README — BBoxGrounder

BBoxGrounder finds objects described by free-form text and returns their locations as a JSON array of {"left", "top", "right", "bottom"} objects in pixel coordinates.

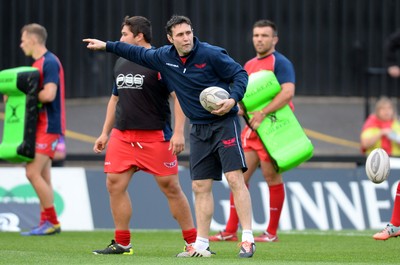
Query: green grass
[{"left": 0, "top": 230, "right": 398, "bottom": 264}]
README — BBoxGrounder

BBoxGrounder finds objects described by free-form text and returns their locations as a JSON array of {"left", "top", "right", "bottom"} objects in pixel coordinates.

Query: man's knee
[
  {"left": 106, "top": 175, "right": 127, "bottom": 194},
  {"left": 192, "top": 179, "right": 212, "bottom": 193},
  {"left": 225, "top": 170, "right": 245, "bottom": 190}
]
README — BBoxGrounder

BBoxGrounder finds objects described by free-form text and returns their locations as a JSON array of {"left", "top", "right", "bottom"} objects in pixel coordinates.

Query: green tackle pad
[
  {"left": 0, "top": 67, "right": 40, "bottom": 162},
  {"left": 241, "top": 70, "right": 314, "bottom": 173}
]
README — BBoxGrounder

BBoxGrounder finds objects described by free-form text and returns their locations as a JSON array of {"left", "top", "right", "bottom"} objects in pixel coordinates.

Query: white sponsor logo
[
  {"left": 36, "top": 143, "right": 48, "bottom": 150},
  {"left": 210, "top": 171, "right": 399, "bottom": 231},
  {"left": 164, "top": 160, "right": 177, "bottom": 168},
  {"left": 0, "top": 213, "right": 21, "bottom": 232},
  {"left": 166, "top": 63, "right": 179, "bottom": 68},
  {"left": 116, "top": 74, "right": 144, "bottom": 89},
  {"left": 0, "top": 168, "right": 94, "bottom": 231}
]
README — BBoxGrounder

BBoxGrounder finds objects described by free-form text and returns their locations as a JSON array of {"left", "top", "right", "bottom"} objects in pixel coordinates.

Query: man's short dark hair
[
  {"left": 165, "top": 15, "right": 192, "bottom": 36},
  {"left": 253, "top": 20, "right": 278, "bottom": 36},
  {"left": 122, "top": 16, "right": 152, "bottom": 43}
]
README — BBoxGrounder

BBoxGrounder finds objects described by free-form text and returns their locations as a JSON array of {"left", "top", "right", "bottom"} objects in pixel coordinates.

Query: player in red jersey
[
  {"left": 19, "top": 23, "right": 66, "bottom": 236},
  {"left": 91, "top": 16, "right": 197, "bottom": 255},
  {"left": 210, "top": 19, "right": 295, "bottom": 243}
]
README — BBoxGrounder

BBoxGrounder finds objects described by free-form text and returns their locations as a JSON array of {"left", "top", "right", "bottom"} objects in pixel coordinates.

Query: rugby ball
[
  {"left": 199, "top": 86, "right": 230, "bottom": 112},
  {"left": 365, "top": 148, "right": 390, "bottom": 184}
]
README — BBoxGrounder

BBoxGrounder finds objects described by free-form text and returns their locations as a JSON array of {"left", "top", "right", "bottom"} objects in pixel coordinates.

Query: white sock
[
  {"left": 193, "top": 237, "right": 209, "bottom": 251},
  {"left": 117, "top": 243, "right": 131, "bottom": 248},
  {"left": 242, "top": 230, "right": 254, "bottom": 243}
]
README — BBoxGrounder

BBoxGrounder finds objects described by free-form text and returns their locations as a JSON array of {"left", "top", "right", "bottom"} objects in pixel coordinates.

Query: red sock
[
  {"left": 115, "top": 230, "right": 131, "bottom": 246},
  {"left": 44, "top": 206, "right": 59, "bottom": 225},
  {"left": 182, "top": 228, "right": 197, "bottom": 244},
  {"left": 266, "top": 183, "right": 285, "bottom": 235},
  {"left": 225, "top": 192, "right": 239, "bottom": 233},
  {"left": 40, "top": 211, "right": 47, "bottom": 225},
  {"left": 390, "top": 182, "right": 400, "bottom": 226}
]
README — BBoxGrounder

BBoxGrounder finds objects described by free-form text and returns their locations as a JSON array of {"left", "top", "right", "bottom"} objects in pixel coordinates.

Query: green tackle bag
[
  {"left": 241, "top": 70, "right": 314, "bottom": 173},
  {"left": 0, "top": 66, "right": 40, "bottom": 162}
]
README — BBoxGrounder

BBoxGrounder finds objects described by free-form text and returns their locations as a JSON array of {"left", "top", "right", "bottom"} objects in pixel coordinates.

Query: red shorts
[
  {"left": 104, "top": 129, "right": 178, "bottom": 176},
  {"left": 241, "top": 126, "right": 271, "bottom": 162},
  {"left": 35, "top": 132, "right": 60, "bottom": 159}
]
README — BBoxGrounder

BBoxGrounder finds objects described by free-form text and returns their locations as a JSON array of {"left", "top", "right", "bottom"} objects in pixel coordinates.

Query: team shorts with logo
[
  {"left": 35, "top": 132, "right": 60, "bottom": 159},
  {"left": 104, "top": 129, "right": 178, "bottom": 176},
  {"left": 241, "top": 126, "right": 271, "bottom": 162},
  {"left": 190, "top": 115, "right": 247, "bottom": 181}
]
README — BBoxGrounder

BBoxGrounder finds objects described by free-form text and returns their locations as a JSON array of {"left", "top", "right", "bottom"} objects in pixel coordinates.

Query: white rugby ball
[
  {"left": 199, "top": 86, "right": 230, "bottom": 112},
  {"left": 365, "top": 148, "right": 390, "bottom": 184}
]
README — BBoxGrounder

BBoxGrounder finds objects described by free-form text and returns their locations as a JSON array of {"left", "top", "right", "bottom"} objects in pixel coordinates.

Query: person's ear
[
  {"left": 167, "top": 34, "right": 173, "bottom": 44},
  {"left": 136, "top": 32, "right": 144, "bottom": 40},
  {"left": 273, "top": 36, "right": 279, "bottom": 46}
]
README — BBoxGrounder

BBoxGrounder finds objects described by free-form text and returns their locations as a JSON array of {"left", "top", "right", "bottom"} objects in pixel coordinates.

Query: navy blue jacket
[{"left": 106, "top": 37, "right": 248, "bottom": 124}]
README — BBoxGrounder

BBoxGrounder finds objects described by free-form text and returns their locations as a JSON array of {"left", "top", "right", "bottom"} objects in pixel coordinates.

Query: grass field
[{"left": 0, "top": 230, "right": 398, "bottom": 265}]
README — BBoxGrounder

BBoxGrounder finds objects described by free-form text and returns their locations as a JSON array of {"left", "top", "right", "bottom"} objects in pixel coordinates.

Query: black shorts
[{"left": 189, "top": 115, "right": 247, "bottom": 181}]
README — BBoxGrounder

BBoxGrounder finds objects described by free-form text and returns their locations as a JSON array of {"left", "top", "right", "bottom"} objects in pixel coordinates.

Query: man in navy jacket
[{"left": 84, "top": 15, "right": 256, "bottom": 258}]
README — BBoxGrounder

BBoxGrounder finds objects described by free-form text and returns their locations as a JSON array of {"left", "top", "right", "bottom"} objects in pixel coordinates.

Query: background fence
[{"left": 1, "top": 0, "right": 400, "bottom": 98}]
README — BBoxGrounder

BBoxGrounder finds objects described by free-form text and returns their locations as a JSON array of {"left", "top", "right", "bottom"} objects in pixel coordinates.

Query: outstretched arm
[
  {"left": 83, "top": 38, "right": 106, "bottom": 50},
  {"left": 84, "top": 38, "right": 162, "bottom": 73}
]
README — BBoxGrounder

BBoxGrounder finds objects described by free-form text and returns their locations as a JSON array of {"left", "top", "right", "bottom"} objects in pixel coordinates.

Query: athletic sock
[
  {"left": 115, "top": 230, "right": 131, "bottom": 247},
  {"left": 182, "top": 228, "right": 197, "bottom": 244},
  {"left": 225, "top": 192, "right": 239, "bottom": 233},
  {"left": 193, "top": 237, "right": 209, "bottom": 251},
  {"left": 390, "top": 182, "right": 400, "bottom": 226},
  {"left": 241, "top": 229, "right": 254, "bottom": 243},
  {"left": 44, "top": 206, "right": 59, "bottom": 225},
  {"left": 266, "top": 183, "right": 285, "bottom": 235},
  {"left": 40, "top": 211, "right": 46, "bottom": 225}
]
